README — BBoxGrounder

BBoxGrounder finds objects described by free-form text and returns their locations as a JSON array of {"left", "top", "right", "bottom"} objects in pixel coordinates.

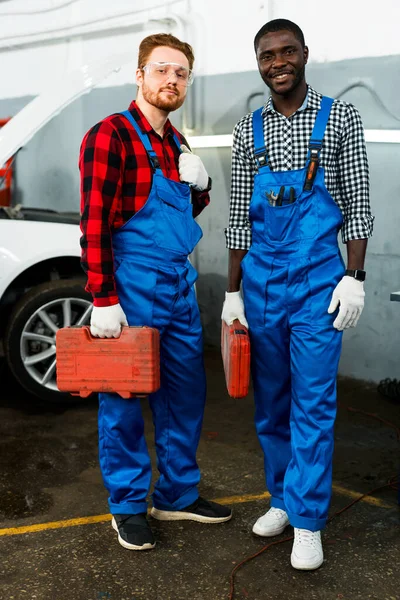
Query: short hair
[
  {"left": 138, "top": 33, "right": 195, "bottom": 71},
  {"left": 254, "top": 19, "right": 305, "bottom": 52}
]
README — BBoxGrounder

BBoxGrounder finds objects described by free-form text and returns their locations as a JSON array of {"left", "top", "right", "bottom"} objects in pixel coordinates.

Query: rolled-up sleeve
[
  {"left": 225, "top": 120, "right": 254, "bottom": 250},
  {"left": 338, "top": 104, "right": 374, "bottom": 242}
]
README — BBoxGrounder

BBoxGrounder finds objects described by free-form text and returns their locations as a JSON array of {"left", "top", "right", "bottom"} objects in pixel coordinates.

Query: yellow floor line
[
  {"left": 214, "top": 485, "right": 395, "bottom": 509},
  {"left": 0, "top": 485, "right": 394, "bottom": 538},
  {"left": 214, "top": 491, "right": 271, "bottom": 505},
  {"left": 0, "top": 514, "right": 112, "bottom": 537},
  {"left": 331, "top": 484, "right": 393, "bottom": 508}
]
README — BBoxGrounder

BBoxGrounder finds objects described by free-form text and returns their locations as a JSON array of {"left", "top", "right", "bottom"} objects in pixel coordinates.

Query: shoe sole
[
  {"left": 111, "top": 517, "right": 155, "bottom": 551},
  {"left": 150, "top": 507, "right": 232, "bottom": 524},
  {"left": 290, "top": 554, "right": 324, "bottom": 571},
  {"left": 252, "top": 521, "right": 289, "bottom": 537}
]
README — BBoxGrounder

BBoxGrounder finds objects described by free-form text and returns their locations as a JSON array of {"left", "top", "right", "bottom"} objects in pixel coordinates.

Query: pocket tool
[
  {"left": 266, "top": 185, "right": 286, "bottom": 207},
  {"left": 265, "top": 190, "right": 279, "bottom": 206},
  {"left": 276, "top": 186, "right": 285, "bottom": 206}
]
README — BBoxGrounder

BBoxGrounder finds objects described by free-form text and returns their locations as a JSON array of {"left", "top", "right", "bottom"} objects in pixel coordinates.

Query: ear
[
  {"left": 135, "top": 68, "right": 143, "bottom": 88},
  {"left": 304, "top": 45, "right": 309, "bottom": 65}
]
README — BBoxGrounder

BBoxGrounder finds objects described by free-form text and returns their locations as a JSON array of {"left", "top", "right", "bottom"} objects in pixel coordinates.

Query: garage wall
[
  {"left": 0, "top": 0, "right": 399, "bottom": 98},
  {"left": 1, "top": 53, "right": 399, "bottom": 383},
  {"left": 0, "top": 0, "right": 399, "bottom": 383}
]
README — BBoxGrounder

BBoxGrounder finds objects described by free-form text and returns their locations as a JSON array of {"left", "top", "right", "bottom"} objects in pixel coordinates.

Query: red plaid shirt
[{"left": 79, "top": 100, "right": 210, "bottom": 307}]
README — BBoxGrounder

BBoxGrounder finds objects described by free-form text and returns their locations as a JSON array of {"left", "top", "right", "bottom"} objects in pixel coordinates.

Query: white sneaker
[
  {"left": 252, "top": 507, "right": 290, "bottom": 537},
  {"left": 291, "top": 528, "right": 323, "bottom": 570}
]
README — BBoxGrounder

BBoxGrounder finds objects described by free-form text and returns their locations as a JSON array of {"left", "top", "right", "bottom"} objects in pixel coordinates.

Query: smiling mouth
[{"left": 272, "top": 72, "right": 292, "bottom": 80}]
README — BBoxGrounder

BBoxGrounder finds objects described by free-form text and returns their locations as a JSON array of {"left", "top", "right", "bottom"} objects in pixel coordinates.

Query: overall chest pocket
[
  {"left": 154, "top": 187, "right": 202, "bottom": 255},
  {"left": 264, "top": 191, "right": 319, "bottom": 243},
  {"left": 264, "top": 201, "right": 300, "bottom": 243}
]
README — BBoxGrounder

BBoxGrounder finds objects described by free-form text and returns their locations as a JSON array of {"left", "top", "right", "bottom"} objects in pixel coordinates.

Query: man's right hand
[
  {"left": 221, "top": 291, "right": 249, "bottom": 329},
  {"left": 90, "top": 303, "right": 128, "bottom": 338}
]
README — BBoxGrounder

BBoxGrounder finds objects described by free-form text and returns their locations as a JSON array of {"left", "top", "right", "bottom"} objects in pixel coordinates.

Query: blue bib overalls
[
  {"left": 242, "top": 98, "right": 345, "bottom": 531},
  {"left": 98, "top": 111, "right": 206, "bottom": 515}
]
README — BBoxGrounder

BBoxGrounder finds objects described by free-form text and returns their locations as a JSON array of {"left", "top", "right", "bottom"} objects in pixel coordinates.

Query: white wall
[
  {"left": 1, "top": 1, "right": 400, "bottom": 383},
  {"left": 1, "top": 0, "right": 400, "bottom": 99}
]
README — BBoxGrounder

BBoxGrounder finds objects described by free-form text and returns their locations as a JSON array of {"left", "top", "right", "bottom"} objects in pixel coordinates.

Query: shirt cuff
[
  {"left": 225, "top": 227, "right": 252, "bottom": 250},
  {"left": 341, "top": 215, "right": 374, "bottom": 243},
  {"left": 92, "top": 295, "right": 120, "bottom": 308}
]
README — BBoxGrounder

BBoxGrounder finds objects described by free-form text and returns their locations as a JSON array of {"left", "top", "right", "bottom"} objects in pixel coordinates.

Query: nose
[
  {"left": 165, "top": 69, "right": 179, "bottom": 83},
  {"left": 272, "top": 52, "right": 287, "bottom": 68}
]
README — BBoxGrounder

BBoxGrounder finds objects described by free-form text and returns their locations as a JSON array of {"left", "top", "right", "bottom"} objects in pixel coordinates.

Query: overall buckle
[
  {"left": 149, "top": 155, "right": 160, "bottom": 171},
  {"left": 254, "top": 146, "right": 269, "bottom": 169}
]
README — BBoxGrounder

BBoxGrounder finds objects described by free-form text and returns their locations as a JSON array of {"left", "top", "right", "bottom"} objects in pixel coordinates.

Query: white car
[
  {"left": 0, "top": 207, "right": 92, "bottom": 403},
  {"left": 0, "top": 54, "right": 135, "bottom": 403}
]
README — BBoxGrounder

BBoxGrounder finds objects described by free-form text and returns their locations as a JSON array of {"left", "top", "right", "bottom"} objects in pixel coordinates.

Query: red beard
[{"left": 142, "top": 82, "right": 185, "bottom": 112}]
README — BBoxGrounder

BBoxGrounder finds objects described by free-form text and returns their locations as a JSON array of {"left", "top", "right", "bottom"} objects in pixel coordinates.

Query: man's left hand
[
  {"left": 327, "top": 275, "right": 365, "bottom": 331},
  {"left": 179, "top": 144, "right": 209, "bottom": 191}
]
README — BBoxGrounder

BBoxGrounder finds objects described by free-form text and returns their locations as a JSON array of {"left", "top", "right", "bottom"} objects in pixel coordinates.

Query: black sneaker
[
  {"left": 112, "top": 514, "right": 155, "bottom": 550},
  {"left": 150, "top": 497, "right": 232, "bottom": 523}
]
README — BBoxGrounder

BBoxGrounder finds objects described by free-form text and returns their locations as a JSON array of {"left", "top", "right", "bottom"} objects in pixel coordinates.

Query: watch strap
[{"left": 345, "top": 269, "right": 366, "bottom": 282}]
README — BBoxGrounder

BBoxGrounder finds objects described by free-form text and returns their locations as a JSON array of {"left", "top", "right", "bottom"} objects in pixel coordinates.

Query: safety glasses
[{"left": 142, "top": 62, "right": 194, "bottom": 87}]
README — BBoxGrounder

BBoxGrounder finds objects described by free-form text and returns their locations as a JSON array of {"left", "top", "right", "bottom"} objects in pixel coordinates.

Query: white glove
[
  {"left": 221, "top": 291, "right": 249, "bottom": 329},
  {"left": 90, "top": 303, "right": 128, "bottom": 338},
  {"left": 327, "top": 276, "right": 365, "bottom": 331},
  {"left": 179, "top": 144, "right": 209, "bottom": 191}
]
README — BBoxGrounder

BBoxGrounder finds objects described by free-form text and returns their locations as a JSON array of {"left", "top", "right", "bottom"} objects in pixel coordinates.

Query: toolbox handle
[
  {"left": 76, "top": 325, "right": 140, "bottom": 340},
  {"left": 231, "top": 319, "right": 249, "bottom": 336},
  {"left": 78, "top": 325, "right": 126, "bottom": 341}
]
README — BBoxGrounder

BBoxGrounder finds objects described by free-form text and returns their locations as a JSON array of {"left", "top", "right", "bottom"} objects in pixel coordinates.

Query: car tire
[{"left": 4, "top": 279, "right": 93, "bottom": 404}]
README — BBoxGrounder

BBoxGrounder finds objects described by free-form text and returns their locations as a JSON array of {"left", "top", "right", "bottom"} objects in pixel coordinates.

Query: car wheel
[{"left": 4, "top": 279, "right": 93, "bottom": 404}]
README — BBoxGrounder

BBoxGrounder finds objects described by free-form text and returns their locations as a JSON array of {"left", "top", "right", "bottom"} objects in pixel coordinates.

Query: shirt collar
[
  {"left": 262, "top": 85, "right": 322, "bottom": 116},
  {"left": 128, "top": 100, "right": 174, "bottom": 138}
]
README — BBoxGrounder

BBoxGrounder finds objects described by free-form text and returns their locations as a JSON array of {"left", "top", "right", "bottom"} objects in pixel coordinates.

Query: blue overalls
[
  {"left": 98, "top": 111, "right": 206, "bottom": 515},
  {"left": 242, "top": 97, "right": 345, "bottom": 531}
]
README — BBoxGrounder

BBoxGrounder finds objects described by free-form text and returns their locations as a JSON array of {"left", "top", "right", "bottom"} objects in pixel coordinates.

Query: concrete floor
[{"left": 0, "top": 349, "right": 399, "bottom": 600}]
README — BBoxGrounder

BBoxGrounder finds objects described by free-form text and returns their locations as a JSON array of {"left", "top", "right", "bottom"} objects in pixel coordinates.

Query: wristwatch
[{"left": 345, "top": 269, "right": 366, "bottom": 282}]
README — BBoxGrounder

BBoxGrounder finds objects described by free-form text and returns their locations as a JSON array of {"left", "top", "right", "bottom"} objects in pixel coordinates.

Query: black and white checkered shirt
[{"left": 225, "top": 86, "right": 374, "bottom": 249}]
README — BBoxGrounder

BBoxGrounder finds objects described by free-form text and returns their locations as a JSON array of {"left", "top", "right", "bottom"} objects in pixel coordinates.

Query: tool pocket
[
  {"left": 264, "top": 190, "right": 319, "bottom": 243},
  {"left": 154, "top": 187, "right": 202, "bottom": 255},
  {"left": 264, "top": 201, "right": 300, "bottom": 243}
]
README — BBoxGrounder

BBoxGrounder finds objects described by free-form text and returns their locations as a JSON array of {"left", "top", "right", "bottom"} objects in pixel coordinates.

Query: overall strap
[
  {"left": 252, "top": 107, "right": 269, "bottom": 169},
  {"left": 304, "top": 96, "right": 334, "bottom": 191},
  {"left": 121, "top": 110, "right": 161, "bottom": 171}
]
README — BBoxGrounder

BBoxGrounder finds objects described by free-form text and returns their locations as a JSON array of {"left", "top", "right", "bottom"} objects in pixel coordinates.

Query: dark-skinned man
[{"left": 222, "top": 19, "right": 373, "bottom": 570}]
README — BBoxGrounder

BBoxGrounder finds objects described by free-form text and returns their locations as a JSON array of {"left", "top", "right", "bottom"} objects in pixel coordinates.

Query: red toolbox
[
  {"left": 221, "top": 320, "right": 251, "bottom": 398},
  {"left": 56, "top": 326, "right": 160, "bottom": 398}
]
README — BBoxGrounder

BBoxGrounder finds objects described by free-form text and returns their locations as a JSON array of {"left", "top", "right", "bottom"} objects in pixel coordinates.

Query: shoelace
[
  {"left": 295, "top": 528, "right": 321, "bottom": 548},
  {"left": 269, "top": 507, "right": 286, "bottom": 518}
]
